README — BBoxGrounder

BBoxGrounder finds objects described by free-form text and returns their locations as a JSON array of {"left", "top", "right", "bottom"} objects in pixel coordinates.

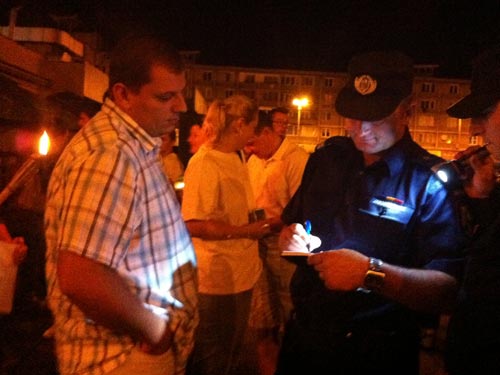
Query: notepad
[{"left": 280, "top": 250, "right": 311, "bottom": 257}]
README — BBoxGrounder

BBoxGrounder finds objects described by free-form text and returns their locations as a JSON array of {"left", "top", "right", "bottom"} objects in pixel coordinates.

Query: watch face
[{"left": 364, "top": 270, "right": 385, "bottom": 291}]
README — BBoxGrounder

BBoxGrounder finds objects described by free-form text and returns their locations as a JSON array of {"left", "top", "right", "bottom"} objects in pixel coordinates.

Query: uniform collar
[{"left": 369, "top": 128, "right": 413, "bottom": 176}]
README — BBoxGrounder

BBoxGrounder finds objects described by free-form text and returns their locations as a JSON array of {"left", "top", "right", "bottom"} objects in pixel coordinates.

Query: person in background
[
  {"left": 246, "top": 111, "right": 309, "bottom": 375},
  {"left": 44, "top": 34, "right": 198, "bottom": 375},
  {"left": 187, "top": 123, "right": 206, "bottom": 155},
  {"left": 276, "top": 51, "right": 464, "bottom": 375},
  {"left": 270, "top": 107, "right": 290, "bottom": 139},
  {"left": 182, "top": 95, "right": 272, "bottom": 375},
  {"left": 161, "top": 130, "right": 184, "bottom": 184},
  {"left": 444, "top": 45, "right": 500, "bottom": 375},
  {"left": 1, "top": 119, "right": 75, "bottom": 311},
  {"left": 77, "top": 98, "right": 101, "bottom": 128},
  {"left": 0, "top": 220, "right": 28, "bottom": 370}
]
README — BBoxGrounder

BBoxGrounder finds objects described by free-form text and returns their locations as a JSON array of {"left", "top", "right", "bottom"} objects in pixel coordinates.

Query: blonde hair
[{"left": 203, "top": 95, "right": 258, "bottom": 145}]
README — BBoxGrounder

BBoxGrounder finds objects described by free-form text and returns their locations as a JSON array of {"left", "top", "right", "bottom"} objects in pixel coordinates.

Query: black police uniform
[
  {"left": 277, "top": 130, "right": 464, "bottom": 375},
  {"left": 445, "top": 184, "right": 500, "bottom": 375}
]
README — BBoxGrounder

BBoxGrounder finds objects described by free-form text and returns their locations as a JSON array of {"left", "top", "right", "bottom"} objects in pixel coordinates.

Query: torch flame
[{"left": 39, "top": 131, "right": 50, "bottom": 156}]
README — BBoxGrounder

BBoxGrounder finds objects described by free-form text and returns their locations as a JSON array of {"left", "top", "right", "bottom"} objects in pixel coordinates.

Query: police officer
[
  {"left": 444, "top": 46, "right": 500, "bottom": 375},
  {"left": 277, "top": 51, "right": 465, "bottom": 375}
]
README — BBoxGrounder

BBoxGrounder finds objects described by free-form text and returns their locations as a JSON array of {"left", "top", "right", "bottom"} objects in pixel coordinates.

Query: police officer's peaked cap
[{"left": 335, "top": 51, "right": 414, "bottom": 122}]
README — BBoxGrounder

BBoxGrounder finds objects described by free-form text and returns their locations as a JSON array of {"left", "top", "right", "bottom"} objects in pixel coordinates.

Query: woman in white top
[{"left": 182, "top": 95, "right": 272, "bottom": 375}]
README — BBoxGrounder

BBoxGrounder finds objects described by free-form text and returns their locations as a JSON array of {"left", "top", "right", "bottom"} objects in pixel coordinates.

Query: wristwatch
[{"left": 363, "top": 257, "right": 385, "bottom": 292}]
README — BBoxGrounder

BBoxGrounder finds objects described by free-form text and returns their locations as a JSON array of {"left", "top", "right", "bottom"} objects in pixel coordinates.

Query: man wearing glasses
[{"left": 271, "top": 107, "right": 290, "bottom": 138}]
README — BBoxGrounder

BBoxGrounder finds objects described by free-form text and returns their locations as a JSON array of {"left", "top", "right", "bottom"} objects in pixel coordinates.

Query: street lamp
[{"left": 292, "top": 97, "right": 309, "bottom": 129}]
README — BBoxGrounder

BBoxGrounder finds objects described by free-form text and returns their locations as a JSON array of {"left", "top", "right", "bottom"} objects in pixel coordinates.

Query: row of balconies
[
  {"left": 189, "top": 67, "right": 469, "bottom": 93},
  {"left": 192, "top": 83, "right": 465, "bottom": 117}
]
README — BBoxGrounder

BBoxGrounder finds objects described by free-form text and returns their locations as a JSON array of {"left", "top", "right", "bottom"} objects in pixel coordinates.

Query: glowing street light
[{"left": 292, "top": 97, "right": 309, "bottom": 128}]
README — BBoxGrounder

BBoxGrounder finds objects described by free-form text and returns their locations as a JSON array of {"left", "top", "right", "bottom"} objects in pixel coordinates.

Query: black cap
[
  {"left": 447, "top": 46, "right": 500, "bottom": 119},
  {"left": 335, "top": 51, "right": 414, "bottom": 121}
]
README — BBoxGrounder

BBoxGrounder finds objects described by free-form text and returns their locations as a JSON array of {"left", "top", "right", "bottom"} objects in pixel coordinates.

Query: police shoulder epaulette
[{"left": 412, "top": 152, "right": 444, "bottom": 171}]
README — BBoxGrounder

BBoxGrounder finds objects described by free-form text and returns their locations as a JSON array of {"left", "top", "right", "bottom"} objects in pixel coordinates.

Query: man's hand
[
  {"left": 307, "top": 249, "right": 369, "bottom": 291},
  {"left": 57, "top": 251, "right": 175, "bottom": 355},
  {"left": 245, "top": 219, "right": 274, "bottom": 239},
  {"left": 0, "top": 223, "right": 27, "bottom": 265},
  {"left": 139, "top": 320, "right": 174, "bottom": 355},
  {"left": 279, "top": 223, "right": 321, "bottom": 253},
  {"left": 11, "top": 237, "right": 28, "bottom": 266}
]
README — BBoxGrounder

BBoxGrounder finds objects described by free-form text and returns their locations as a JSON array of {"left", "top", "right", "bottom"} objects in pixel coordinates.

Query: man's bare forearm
[{"left": 57, "top": 250, "right": 170, "bottom": 348}]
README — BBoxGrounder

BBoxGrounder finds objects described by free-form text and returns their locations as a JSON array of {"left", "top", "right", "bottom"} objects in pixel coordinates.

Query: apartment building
[
  {"left": 0, "top": 19, "right": 474, "bottom": 160},
  {"left": 0, "top": 23, "right": 109, "bottom": 188},
  {"left": 185, "top": 62, "right": 474, "bottom": 159},
  {"left": 0, "top": 23, "right": 108, "bottom": 129}
]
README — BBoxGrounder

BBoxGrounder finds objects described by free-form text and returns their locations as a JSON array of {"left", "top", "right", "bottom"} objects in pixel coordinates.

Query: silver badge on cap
[{"left": 354, "top": 75, "right": 377, "bottom": 95}]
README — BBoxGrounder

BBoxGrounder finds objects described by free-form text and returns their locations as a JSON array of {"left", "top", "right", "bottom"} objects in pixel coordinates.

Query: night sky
[{"left": 2, "top": 0, "right": 499, "bottom": 78}]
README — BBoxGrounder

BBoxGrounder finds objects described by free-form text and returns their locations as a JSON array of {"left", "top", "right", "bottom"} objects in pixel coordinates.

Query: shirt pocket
[
  {"left": 359, "top": 196, "right": 414, "bottom": 225},
  {"left": 354, "top": 196, "right": 416, "bottom": 262}
]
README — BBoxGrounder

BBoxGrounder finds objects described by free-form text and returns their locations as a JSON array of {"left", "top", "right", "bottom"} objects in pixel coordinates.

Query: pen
[
  {"left": 304, "top": 220, "right": 311, "bottom": 234},
  {"left": 304, "top": 220, "right": 311, "bottom": 252}
]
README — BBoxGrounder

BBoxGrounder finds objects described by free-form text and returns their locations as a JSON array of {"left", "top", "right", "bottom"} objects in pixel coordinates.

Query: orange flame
[{"left": 38, "top": 131, "right": 50, "bottom": 156}]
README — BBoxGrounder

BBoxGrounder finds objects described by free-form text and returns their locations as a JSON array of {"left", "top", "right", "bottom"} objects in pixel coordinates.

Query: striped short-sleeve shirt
[{"left": 45, "top": 99, "right": 198, "bottom": 375}]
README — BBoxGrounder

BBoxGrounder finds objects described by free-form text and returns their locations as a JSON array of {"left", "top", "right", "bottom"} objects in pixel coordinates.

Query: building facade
[
  {"left": 0, "top": 24, "right": 108, "bottom": 129},
  {"left": 0, "top": 20, "right": 475, "bottom": 160},
  {"left": 185, "top": 62, "right": 474, "bottom": 159}
]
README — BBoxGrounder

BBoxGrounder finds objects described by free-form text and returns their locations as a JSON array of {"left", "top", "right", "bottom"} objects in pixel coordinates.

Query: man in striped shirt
[{"left": 44, "top": 34, "right": 198, "bottom": 375}]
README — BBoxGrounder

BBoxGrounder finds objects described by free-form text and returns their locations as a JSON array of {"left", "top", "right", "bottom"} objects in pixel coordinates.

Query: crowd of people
[{"left": 1, "top": 32, "right": 499, "bottom": 375}]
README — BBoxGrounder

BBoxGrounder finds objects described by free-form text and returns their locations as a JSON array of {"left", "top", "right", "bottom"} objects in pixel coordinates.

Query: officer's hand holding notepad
[{"left": 280, "top": 221, "right": 322, "bottom": 257}]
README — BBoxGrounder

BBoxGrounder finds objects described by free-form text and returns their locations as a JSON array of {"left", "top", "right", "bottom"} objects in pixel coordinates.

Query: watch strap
[{"left": 360, "top": 257, "right": 385, "bottom": 293}]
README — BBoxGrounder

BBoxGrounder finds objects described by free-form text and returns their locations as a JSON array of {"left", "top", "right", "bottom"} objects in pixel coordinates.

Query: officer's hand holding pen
[
  {"left": 304, "top": 220, "right": 312, "bottom": 251},
  {"left": 279, "top": 222, "right": 321, "bottom": 253}
]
